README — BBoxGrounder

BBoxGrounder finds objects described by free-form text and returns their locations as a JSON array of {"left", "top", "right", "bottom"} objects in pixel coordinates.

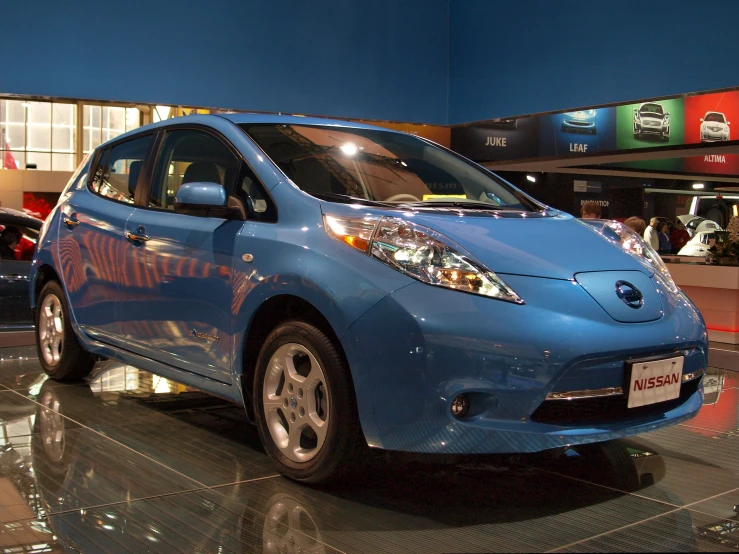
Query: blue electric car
[{"left": 30, "top": 114, "right": 707, "bottom": 483}]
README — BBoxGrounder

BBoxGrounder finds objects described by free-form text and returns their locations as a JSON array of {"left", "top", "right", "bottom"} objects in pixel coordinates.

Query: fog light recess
[{"left": 451, "top": 394, "right": 470, "bottom": 418}]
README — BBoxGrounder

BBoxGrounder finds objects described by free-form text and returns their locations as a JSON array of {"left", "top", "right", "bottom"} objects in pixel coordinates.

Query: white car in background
[
  {"left": 700, "top": 112, "right": 730, "bottom": 142},
  {"left": 676, "top": 215, "right": 723, "bottom": 257},
  {"left": 633, "top": 103, "right": 670, "bottom": 141}
]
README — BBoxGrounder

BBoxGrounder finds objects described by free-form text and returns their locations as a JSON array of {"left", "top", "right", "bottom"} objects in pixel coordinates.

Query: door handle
[
  {"left": 62, "top": 214, "right": 79, "bottom": 228},
  {"left": 125, "top": 231, "right": 150, "bottom": 243}
]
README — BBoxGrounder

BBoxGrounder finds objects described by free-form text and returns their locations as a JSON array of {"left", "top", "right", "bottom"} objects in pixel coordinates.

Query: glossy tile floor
[{"left": 0, "top": 347, "right": 737, "bottom": 553}]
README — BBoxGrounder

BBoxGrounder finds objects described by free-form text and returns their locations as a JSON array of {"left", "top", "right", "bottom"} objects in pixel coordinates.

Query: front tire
[
  {"left": 254, "top": 320, "right": 366, "bottom": 484},
  {"left": 35, "top": 281, "right": 94, "bottom": 382}
]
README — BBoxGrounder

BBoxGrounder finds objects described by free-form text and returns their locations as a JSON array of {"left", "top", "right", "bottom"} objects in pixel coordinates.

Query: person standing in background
[
  {"left": 670, "top": 220, "right": 690, "bottom": 253},
  {"left": 658, "top": 221, "right": 672, "bottom": 254},
  {"left": 580, "top": 202, "right": 602, "bottom": 219},
  {"left": 624, "top": 216, "right": 646, "bottom": 236},
  {"left": 644, "top": 217, "right": 660, "bottom": 251},
  {"left": 0, "top": 226, "right": 21, "bottom": 260}
]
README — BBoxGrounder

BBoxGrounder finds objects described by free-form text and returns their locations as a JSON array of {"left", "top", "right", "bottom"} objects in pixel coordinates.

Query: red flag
[
  {"left": 2, "top": 131, "right": 18, "bottom": 169},
  {"left": 3, "top": 150, "right": 17, "bottom": 169}
]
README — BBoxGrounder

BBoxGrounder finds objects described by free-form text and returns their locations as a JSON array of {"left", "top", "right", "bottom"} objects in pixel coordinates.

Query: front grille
[
  {"left": 530, "top": 378, "right": 700, "bottom": 426},
  {"left": 567, "top": 121, "right": 592, "bottom": 127}
]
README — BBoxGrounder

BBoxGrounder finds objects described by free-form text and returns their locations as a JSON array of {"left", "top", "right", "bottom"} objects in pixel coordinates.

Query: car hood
[
  {"left": 703, "top": 121, "right": 726, "bottom": 128},
  {"left": 407, "top": 212, "right": 649, "bottom": 280}
]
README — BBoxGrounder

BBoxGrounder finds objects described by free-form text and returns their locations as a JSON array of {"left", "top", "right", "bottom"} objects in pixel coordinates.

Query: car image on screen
[
  {"left": 561, "top": 109, "right": 597, "bottom": 134},
  {"left": 700, "top": 111, "right": 730, "bottom": 142},
  {"left": 29, "top": 114, "right": 707, "bottom": 484},
  {"left": 633, "top": 102, "right": 671, "bottom": 141}
]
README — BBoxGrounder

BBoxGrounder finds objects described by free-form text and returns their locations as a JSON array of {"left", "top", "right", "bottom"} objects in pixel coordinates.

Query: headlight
[
  {"left": 581, "top": 219, "right": 679, "bottom": 293},
  {"left": 323, "top": 214, "right": 524, "bottom": 303}
]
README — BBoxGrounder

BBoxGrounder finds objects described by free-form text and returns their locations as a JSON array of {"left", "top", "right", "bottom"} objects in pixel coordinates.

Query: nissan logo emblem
[{"left": 615, "top": 281, "right": 644, "bottom": 309}]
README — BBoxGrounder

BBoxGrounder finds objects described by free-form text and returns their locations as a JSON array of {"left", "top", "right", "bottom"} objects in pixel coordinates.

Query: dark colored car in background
[{"left": 0, "top": 208, "right": 42, "bottom": 330}]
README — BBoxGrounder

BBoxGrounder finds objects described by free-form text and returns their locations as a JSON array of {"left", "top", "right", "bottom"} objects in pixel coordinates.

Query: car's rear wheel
[
  {"left": 254, "top": 320, "right": 366, "bottom": 484},
  {"left": 35, "top": 281, "right": 94, "bottom": 382}
]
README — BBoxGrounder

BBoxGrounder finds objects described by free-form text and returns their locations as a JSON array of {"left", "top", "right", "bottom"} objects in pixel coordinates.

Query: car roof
[
  {"left": 220, "top": 113, "right": 397, "bottom": 132},
  {"left": 0, "top": 207, "right": 43, "bottom": 229},
  {"left": 98, "top": 113, "right": 403, "bottom": 150}
]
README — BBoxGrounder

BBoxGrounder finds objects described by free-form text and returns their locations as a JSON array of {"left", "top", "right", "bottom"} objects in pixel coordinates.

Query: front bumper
[
  {"left": 701, "top": 129, "right": 728, "bottom": 142},
  {"left": 341, "top": 274, "right": 707, "bottom": 454},
  {"left": 637, "top": 123, "right": 668, "bottom": 135},
  {"left": 562, "top": 120, "right": 596, "bottom": 133}
]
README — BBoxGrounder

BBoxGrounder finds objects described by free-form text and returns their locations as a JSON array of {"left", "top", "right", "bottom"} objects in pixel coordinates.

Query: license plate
[{"left": 627, "top": 356, "right": 684, "bottom": 409}]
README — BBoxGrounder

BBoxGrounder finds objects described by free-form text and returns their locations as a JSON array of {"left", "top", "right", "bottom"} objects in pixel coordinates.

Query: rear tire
[
  {"left": 253, "top": 320, "right": 366, "bottom": 484},
  {"left": 35, "top": 281, "right": 94, "bottom": 382}
]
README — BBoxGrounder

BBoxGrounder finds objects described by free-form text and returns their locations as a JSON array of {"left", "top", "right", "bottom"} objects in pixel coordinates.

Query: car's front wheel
[
  {"left": 35, "top": 281, "right": 94, "bottom": 382},
  {"left": 254, "top": 320, "right": 366, "bottom": 484}
]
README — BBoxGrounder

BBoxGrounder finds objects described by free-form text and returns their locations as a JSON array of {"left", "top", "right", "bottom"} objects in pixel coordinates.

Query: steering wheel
[{"left": 384, "top": 193, "right": 421, "bottom": 203}]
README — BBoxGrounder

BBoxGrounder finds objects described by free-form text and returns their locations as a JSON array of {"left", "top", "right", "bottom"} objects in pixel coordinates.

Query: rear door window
[{"left": 90, "top": 135, "right": 154, "bottom": 204}]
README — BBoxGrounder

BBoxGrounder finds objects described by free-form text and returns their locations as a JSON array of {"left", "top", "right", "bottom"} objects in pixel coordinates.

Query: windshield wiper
[
  {"left": 313, "top": 193, "right": 393, "bottom": 207},
  {"left": 398, "top": 200, "right": 510, "bottom": 211}
]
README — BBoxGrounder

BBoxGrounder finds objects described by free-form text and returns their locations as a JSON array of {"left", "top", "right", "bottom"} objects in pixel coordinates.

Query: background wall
[
  {"left": 449, "top": 0, "right": 739, "bottom": 124},
  {"left": 0, "top": 172, "right": 72, "bottom": 211},
  {"left": 0, "top": 0, "right": 450, "bottom": 124},
  {"left": 4, "top": 1, "right": 739, "bottom": 127}
]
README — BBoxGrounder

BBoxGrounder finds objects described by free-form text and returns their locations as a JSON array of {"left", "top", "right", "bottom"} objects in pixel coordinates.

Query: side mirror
[
  {"left": 665, "top": 112, "right": 670, "bottom": 116},
  {"left": 174, "top": 182, "right": 243, "bottom": 219},
  {"left": 700, "top": 118, "right": 704, "bottom": 122}
]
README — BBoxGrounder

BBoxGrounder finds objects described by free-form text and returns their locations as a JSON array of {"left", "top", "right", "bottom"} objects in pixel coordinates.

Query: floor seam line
[
  {"left": 3, "top": 387, "right": 213, "bottom": 490},
  {"left": 547, "top": 485, "right": 739, "bottom": 552},
  {"left": 527, "top": 466, "right": 685, "bottom": 509},
  {"left": 37, "top": 486, "right": 213, "bottom": 519},
  {"left": 207, "top": 474, "right": 282, "bottom": 488},
  {"left": 546, "top": 506, "right": 685, "bottom": 552}
]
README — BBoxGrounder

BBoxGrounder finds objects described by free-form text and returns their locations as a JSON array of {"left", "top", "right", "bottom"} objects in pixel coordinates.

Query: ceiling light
[
  {"left": 692, "top": 183, "right": 705, "bottom": 190},
  {"left": 340, "top": 143, "right": 358, "bottom": 156},
  {"left": 526, "top": 175, "right": 537, "bottom": 183}
]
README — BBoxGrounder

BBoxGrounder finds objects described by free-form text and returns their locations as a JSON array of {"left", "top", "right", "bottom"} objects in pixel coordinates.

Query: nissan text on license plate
[{"left": 627, "top": 356, "right": 684, "bottom": 409}]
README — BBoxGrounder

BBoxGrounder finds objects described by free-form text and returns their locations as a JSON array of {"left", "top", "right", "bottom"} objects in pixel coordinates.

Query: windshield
[
  {"left": 704, "top": 113, "right": 725, "bottom": 123},
  {"left": 240, "top": 124, "right": 541, "bottom": 211},
  {"left": 640, "top": 104, "right": 664, "bottom": 116}
]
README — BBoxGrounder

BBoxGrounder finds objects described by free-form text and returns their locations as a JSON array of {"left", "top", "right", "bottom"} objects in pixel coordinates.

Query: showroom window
[
  {"left": 82, "top": 105, "right": 140, "bottom": 155},
  {"left": 0, "top": 100, "right": 77, "bottom": 171}
]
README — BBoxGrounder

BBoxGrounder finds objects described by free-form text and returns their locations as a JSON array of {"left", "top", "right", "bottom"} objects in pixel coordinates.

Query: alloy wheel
[
  {"left": 263, "top": 343, "right": 330, "bottom": 463},
  {"left": 39, "top": 294, "right": 64, "bottom": 367},
  {"left": 38, "top": 391, "right": 65, "bottom": 463}
]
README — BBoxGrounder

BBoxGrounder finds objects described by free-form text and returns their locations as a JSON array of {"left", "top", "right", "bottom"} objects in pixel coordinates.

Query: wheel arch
[
  {"left": 32, "top": 264, "right": 62, "bottom": 310},
  {"left": 239, "top": 293, "right": 354, "bottom": 421}
]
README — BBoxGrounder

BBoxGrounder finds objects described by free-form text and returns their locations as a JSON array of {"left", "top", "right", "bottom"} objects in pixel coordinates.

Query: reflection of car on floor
[
  {"left": 29, "top": 376, "right": 699, "bottom": 552},
  {"left": 700, "top": 112, "right": 730, "bottom": 142},
  {"left": 633, "top": 102, "right": 670, "bottom": 141},
  {"left": 0, "top": 208, "right": 42, "bottom": 330},
  {"left": 561, "top": 110, "right": 597, "bottom": 134},
  {"left": 30, "top": 114, "right": 707, "bottom": 484}
]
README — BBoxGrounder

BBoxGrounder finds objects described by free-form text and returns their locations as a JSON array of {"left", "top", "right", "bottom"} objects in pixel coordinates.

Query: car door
[
  {"left": 0, "top": 217, "right": 42, "bottom": 328},
  {"left": 58, "top": 134, "right": 155, "bottom": 343},
  {"left": 120, "top": 127, "right": 250, "bottom": 381}
]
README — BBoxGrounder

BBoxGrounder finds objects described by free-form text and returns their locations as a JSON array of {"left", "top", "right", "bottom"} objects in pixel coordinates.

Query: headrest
[{"left": 183, "top": 162, "right": 221, "bottom": 185}]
